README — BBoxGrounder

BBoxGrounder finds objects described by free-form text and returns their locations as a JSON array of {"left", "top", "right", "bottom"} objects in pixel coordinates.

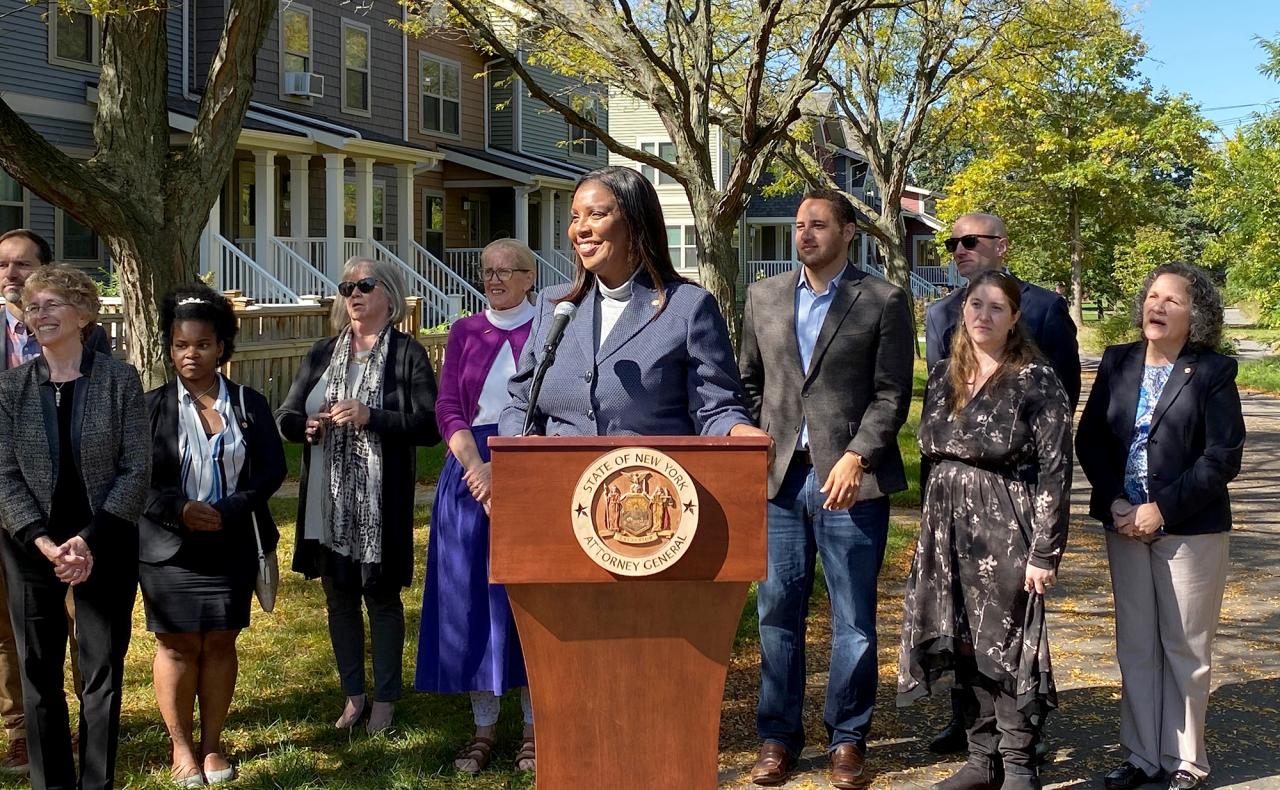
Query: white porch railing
[
  {"left": 532, "top": 250, "right": 572, "bottom": 288},
  {"left": 551, "top": 249, "right": 575, "bottom": 279},
  {"left": 368, "top": 239, "right": 453, "bottom": 327},
  {"left": 277, "top": 237, "right": 327, "bottom": 273},
  {"left": 915, "top": 264, "right": 959, "bottom": 286},
  {"left": 214, "top": 235, "right": 299, "bottom": 304},
  {"left": 408, "top": 241, "right": 486, "bottom": 317},
  {"left": 269, "top": 238, "right": 337, "bottom": 297},
  {"left": 743, "top": 259, "right": 798, "bottom": 282},
  {"left": 445, "top": 248, "right": 483, "bottom": 286},
  {"left": 861, "top": 261, "right": 943, "bottom": 300}
]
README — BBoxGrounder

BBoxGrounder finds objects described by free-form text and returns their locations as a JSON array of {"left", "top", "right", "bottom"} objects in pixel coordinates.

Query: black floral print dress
[{"left": 898, "top": 360, "right": 1072, "bottom": 714}]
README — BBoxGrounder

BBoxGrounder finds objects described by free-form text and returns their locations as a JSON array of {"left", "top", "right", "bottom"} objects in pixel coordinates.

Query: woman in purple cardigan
[{"left": 416, "top": 239, "right": 538, "bottom": 775}]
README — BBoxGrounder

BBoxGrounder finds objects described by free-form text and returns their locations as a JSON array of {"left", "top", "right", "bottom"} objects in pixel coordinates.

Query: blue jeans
[{"left": 756, "top": 461, "right": 889, "bottom": 756}]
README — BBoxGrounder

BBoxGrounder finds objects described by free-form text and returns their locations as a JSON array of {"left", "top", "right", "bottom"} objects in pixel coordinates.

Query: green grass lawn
[
  {"left": 1237, "top": 357, "right": 1280, "bottom": 394},
  {"left": 284, "top": 444, "right": 446, "bottom": 485}
]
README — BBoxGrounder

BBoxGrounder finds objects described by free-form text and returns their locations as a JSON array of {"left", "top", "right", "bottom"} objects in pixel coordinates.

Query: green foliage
[
  {"left": 1112, "top": 225, "right": 1183, "bottom": 299},
  {"left": 1237, "top": 356, "right": 1280, "bottom": 393},
  {"left": 421, "top": 311, "right": 470, "bottom": 334},
  {"left": 936, "top": 0, "right": 1214, "bottom": 306},
  {"left": 1096, "top": 312, "right": 1139, "bottom": 349},
  {"left": 94, "top": 266, "right": 121, "bottom": 297},
  {"left": 1194, "top": 36, "right": 1280, "bottom": 325}
]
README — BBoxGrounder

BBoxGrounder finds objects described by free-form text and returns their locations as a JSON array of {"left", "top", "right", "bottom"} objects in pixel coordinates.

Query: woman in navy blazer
[
  {"left": 1077, "top": 263, "right": 1245, "bottom": 790},
  {"left": 498, "top": 166, "right": 764, "bottom": 441}
]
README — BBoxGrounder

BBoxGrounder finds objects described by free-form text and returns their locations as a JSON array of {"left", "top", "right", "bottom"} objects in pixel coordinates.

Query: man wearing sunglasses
[{"left": 922, "top": 213, "right": 1080, "bottom": 762}]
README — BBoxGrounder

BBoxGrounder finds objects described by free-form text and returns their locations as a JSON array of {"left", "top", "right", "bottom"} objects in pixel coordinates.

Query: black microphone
[{"left": 523, "top": 301, "right": 577, "bottom": 436}]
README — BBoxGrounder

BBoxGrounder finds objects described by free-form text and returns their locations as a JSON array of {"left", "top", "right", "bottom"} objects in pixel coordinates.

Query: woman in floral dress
[{"left": 899, "top": 270, "right": 1072, "bottom": 790}]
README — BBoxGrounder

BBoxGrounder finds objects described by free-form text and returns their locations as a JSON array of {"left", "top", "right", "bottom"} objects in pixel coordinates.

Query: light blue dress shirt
[{"left": 794, "top": 267, "right": 844, "bottom": 449}]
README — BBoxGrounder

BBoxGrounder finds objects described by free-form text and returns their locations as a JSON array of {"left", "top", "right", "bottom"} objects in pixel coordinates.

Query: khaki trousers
[
  {"left": 1106, "top": 530, "right": 1229, "bottom": 780},
  {"left": 0, "top": 555, "right": 83, "bottom": 744}
]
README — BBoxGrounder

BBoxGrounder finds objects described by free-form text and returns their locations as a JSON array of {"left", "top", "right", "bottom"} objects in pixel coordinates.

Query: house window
[
  {"left": 640, "top": 142, "right": 677, "bottom": 186},
  {"left": 281, "top": 6, "right": 313, "bottom": 75},
  {"left": 421, "top": 192, "right": 444, "bottom": 260},
  {"left": 0, "top": 172, "right": 24, "bottom": 235},
  {"left": 420, "top": 55, "right": 461, "bottom": 136},
  {"left": 57, "top": 209, "right": 99, "bottom": 262},
  {"left": 50, "top": 0, "right": 100, "bottom": 67},
  {"left": 666, "top": 225, "right": 697, "bottom": 269},
  {"left": 914, "top": 236, "right": 940, "bottom": 268},
  {"left": 569, "top": 97, "right": 600, "bottom": 158},
  {"left": 341, "top": 21, "right": 371, "bottom": 115},
  {"left": 344, "top": 182, "right": 386, "bottom": 241}
]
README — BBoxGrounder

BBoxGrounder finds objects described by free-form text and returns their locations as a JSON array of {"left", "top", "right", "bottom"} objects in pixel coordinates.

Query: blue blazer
[
  {"left": 925, "top": 277, "right": 1081, "bottom": 408},
  {"left": 498, "top": 274, "right": 751, "bottom": 437}
]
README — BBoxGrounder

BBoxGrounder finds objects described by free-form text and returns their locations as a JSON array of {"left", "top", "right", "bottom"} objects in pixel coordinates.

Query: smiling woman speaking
[
  {"left": 1077, "top": 263, "right": 1245, "bottom": 790},
  {"left": 0, "top": 264, "right": 149, "bottom": 789}
]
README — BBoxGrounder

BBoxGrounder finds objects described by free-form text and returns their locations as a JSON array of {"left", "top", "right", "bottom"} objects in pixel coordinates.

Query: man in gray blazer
[{"left": 739, "top": 190, "right": 914, "bottom": 788}]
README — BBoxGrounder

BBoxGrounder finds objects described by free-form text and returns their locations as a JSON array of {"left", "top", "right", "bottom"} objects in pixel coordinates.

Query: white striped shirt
[{"left": 178, "top": 376, "right": 246, "bottom": 504}]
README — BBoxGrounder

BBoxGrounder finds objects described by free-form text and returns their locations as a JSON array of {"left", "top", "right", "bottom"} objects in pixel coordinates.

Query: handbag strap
[{"left": 238, "top": 383, "right": 268, "bottom": 561}]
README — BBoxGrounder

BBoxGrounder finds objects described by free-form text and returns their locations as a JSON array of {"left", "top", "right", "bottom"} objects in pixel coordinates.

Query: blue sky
[{"left": 1130, "top": 0, "right": 1280, "bottom": 136}]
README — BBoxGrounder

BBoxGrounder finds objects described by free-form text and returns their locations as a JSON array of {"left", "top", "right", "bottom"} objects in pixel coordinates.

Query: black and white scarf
[{"left": 323, "top": 325, "right": 390, "bottom": 565}]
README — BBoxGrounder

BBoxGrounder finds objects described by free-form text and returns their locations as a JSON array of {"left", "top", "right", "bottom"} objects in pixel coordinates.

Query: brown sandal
[
  {"left": 515, "top": 735, "right": 536, "bottom": 772},
  {"left": 454, "top": 736, "right": 495, "bottom": 774}
]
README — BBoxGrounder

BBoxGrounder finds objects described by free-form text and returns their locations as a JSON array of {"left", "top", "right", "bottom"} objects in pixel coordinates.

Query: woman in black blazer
[
  {"left": 0, "top": 265, "right": 149, "bottom": 790},
  {"left": 1077, "top": 263, "right": 1245, "bottom": 790},
  {"left": 276, "top": 257, "right": 439, "bottom": 734},
  {"left": 140, "top": 285, "right": 286, "bottom": 785}
]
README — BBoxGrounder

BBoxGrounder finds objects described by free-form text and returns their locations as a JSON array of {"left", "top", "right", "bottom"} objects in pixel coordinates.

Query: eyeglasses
[
  {"left": 943, "top": 234, "right": 1003, "bottom": 253},
  {"left": 481, "top": 267, "right": 532, "bottom": 282},
  {"left": 337, "top": 277, "right": 379, "bottom": 297},
  {"left": 22, "top": 300, "right": 71, "bottom": 317}
]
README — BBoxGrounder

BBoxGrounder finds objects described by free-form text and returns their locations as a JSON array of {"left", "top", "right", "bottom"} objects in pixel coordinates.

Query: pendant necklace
[
  {"left": 52, "top": 381, "right": 68, "bottom": 407},
  {"left": 184, "top": 379, "right": 219, "bottom": 407}
]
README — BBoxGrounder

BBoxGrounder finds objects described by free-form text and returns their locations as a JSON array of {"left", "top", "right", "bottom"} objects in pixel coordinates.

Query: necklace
[
  {"left": 52, "top": 380, "right": 70, "bottom": 407},
  {"left": 183, "top": 379, "right": 219, "bottom": 406}
]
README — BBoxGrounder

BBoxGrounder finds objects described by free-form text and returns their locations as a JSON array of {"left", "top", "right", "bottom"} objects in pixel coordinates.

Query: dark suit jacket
[
  {"left": 739, "top": 263, "right": 915, "bottom": 500},
  {"left": 926, "top": 277, "right": 1081, "bottom": 408},
  {"left": 0, "top": 316, "right": 112, "bottom": 370},
  {"left": 1076, "top": 341, "right": 1245, "bottom": 534},
  {"left": 0, "top": 348, "right": 149, "bottom": 550},
  {"left": 275, "top": 329, "right": 439, "bottom": 588},
  {"left": 140, "top": 379, "right": 287, "bottom": 565},
  {"left": 498, "top": 273, "right": 750, "bottom": 437}
]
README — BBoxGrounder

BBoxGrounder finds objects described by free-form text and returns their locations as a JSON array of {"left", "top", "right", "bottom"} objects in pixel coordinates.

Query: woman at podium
[
  {"left": 498, "top": 166, "right": 765, "bottom": 442},
  {"left": 416, "top": 239, "right": 539, "bottom": 775}
]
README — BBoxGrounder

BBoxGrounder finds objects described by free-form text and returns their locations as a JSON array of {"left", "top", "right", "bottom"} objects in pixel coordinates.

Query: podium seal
[{"left": 571, "top": 447, "right": 699, "bottom": 576}]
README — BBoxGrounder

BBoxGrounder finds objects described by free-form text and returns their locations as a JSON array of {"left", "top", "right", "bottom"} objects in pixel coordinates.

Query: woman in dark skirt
[{"left": 139, "top": 284, "right": 286, "bottom": 785}]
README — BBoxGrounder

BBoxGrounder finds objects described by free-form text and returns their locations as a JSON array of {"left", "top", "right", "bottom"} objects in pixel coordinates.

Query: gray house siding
[
  {"left": 488, "top": 66, "right": 514, "bottom": 150},
  {"left": 0, "top": 1, "right": 99, "bottom": 102},
  {"left": 194, "top": 0, "right": 223, "bottom": 89},
  {"left": 167, "top": 2, "right": 185, "bottom": 97},
  {"left": 514, "top": 64, "right": 608, "bottom": 169},
  {"left": 746, "top": 154, "right": 854, "bottom": 218},
  {"left": 216, "top": 0, "right": 407, "bottom": 142}
]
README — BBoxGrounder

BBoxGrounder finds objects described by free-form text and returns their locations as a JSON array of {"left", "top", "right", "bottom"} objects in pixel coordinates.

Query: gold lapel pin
[{"left": 1184, "top": 367, "right": 1192, "bottom": 373}]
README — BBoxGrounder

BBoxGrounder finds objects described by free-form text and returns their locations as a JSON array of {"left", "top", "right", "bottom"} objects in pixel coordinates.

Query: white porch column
[
  {"left": 514, "top": 186, "right": 530, "bottom": 243},
  {"left": 203, "top": 195, "right": 221, "bottom": 281},
  {"left": 538, "top": 187, "right": 555, "bottom": 260},
  {"left": 253, "top": 149, "right": 277, "bottom": 268},
  {"left": 397, "top": 163, "right": 414, "bottom": 262},
  {"left": 354, "top": 157, "right": 375, "bottom": 255},
  {"left": 288, "top": 155, "right": 310, "bottom": 240},
  {"left": 557, "top": 191, "right": 571, "bottom": 251},
  {"left": 324, "top": 153, "right": 345, "bottom": 280}
]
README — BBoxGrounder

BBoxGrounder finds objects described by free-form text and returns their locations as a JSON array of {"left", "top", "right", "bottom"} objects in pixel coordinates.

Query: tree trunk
[
  {"left": 690, "top": 200, "right": 743, "bottom": 348},
  {"left": 109, "top": 230, "right": 201, "bottom": 389},
  {"left": 1068, "top": 195, "right": 1085, "bottom": 327},
  {"left": 872, "top": 208, "right": 917, "bottom": 320}
]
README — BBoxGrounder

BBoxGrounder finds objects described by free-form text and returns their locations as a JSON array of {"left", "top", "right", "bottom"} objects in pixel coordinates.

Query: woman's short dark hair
[
  {"left": 160, "top": 283, "right": 238, "bottom": 364},
  {"left": 1130, "top": 262, "right": 1224, "bottom": 352},
  {"left": 558, "top": 166, "right": 688, "bottom": 313}
]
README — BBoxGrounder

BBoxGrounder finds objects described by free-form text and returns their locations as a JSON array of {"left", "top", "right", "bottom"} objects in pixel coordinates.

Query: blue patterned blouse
[{"left": 1122, "top": 362, "right": 1175, "bottom": 505}]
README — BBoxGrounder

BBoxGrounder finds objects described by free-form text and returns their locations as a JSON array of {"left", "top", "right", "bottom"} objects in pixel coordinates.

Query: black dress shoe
[
  {"left": 1104, "top": 762, "right": 1163, "bottom": 790},
  {"left": 929, "top": 718, "right": 969, "bottom": 754},
  {"left": 1167, "top": 770, "right": 1204, "bottom": 790}
]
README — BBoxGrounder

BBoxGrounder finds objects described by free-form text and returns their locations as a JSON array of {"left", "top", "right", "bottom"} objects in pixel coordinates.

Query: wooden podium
[{"left": 488, "top": 436, "right": 769, "bottom": 789}]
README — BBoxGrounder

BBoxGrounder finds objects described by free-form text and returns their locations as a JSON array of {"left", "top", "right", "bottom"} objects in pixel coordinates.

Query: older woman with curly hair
[
  {"left": 0, "top": 265, "right": 149, "bottom": 789},
  {"left": 1077, "top": 263, "right": 1246, "bottom": 790}
]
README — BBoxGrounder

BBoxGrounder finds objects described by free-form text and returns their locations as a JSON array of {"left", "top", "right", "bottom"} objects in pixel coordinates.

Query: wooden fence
[{"left": 98, "top": 295, "right": 449, "bottom": 408}]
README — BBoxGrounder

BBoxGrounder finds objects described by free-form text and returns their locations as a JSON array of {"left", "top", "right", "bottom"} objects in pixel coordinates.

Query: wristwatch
[{"left": 849, "top": 451, "right": 870, "bottom": 470}]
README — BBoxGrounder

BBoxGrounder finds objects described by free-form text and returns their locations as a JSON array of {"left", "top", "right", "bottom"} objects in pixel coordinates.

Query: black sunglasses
[
  {"left": 943, "top": 234, "right": 1003, "bottom": 253},
  {"left": 338, "top": 276, "right": 379, "bottom": 297}
]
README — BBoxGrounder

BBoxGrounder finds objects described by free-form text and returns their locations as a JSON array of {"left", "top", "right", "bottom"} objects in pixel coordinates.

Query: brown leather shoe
[
  {"left": 750, "top": 742, "right": 794, "bottom": 786},
  {"left": 831, "top": 742, "right": 868, "bottom": 789}
]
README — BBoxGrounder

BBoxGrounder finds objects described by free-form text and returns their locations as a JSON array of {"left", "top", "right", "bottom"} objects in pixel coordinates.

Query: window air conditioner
[{"left": 284, "top": 71, "right": 324, "bottom": 98}]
